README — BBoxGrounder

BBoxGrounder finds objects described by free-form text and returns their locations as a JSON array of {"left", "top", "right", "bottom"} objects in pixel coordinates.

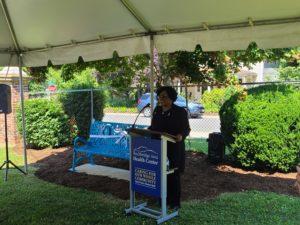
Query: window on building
[{"left": 264, "top": 61, "right": 279, "bottom": 68}]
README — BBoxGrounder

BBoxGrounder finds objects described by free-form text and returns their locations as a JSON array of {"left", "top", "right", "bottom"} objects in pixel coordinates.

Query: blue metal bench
[{"left": 71, "top": 121, "right": 147, "bottom": 171}]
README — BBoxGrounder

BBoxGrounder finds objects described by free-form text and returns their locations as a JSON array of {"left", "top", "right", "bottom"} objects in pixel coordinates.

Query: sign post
[{"left": 125, "top": 128, "right": 178, "bottom": 224}]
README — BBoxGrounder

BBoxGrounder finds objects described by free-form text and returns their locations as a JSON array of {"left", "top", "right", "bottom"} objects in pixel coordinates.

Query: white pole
[
  {"left": 161, "top": 138, "right": 167, "bottom": 217},
  {"left": 150, "top": 35, "right": 155, "bottom": 117},
  {"left": 18, "top": 54, "right": 28, "bottom": 173},
  {"left": 90, "top": 88, "right": 94, "bottom": 123}
]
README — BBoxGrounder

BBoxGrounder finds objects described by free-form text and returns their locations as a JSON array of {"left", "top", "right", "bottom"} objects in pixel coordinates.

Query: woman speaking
[{"left": 149, "top": 86, "right": 190, "bottom": 209}]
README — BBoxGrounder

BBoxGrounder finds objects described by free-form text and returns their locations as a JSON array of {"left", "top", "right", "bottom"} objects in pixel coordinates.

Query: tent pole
[
  {"left": 18, "top": 54, "right": 28, "bottom": 174},
  {"left": 90, "top": 88, "right": 94, "bottom": 123},
  {"left": 150, "top": 35, "right": 154, "bottom": 117}
]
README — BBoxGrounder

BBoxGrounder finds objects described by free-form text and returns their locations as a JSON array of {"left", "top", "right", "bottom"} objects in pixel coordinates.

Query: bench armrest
[{"left": 74, "top": 136, "right": 87, "bottom": 147}]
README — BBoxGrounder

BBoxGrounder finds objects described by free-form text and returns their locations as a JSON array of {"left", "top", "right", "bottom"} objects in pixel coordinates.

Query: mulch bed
[{"left": 33, "top": 148, "right": 299, "bottom": 201}]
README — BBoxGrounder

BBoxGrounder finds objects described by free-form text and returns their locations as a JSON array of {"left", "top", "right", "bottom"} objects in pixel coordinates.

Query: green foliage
[
  {"left": 220, "top": 85, "right": 300, "bottom": 172},
  {"left": 279, "top": 66, "right": 300, "bottom": 81},
  {"left": 28, "top": 80, "right": 45, "bottom": 92},
  {"left": 278, "top": 48, "right": 300, "bottom": 81},
  {"left": 103, "top": 84, "right": 139, "bottom": 108},
  {"left": 46, "top": 67, "right": 64, "bottom": 88},
  {"left": 61, "top": 59, "right": 88, "bottom": 81},
  {"left": 28, "top": 68, "right": 66, "bottom": 92},
  {"left": 56, "top": 54, "right": 149, "bottom": 104},
  {"left": 166, "top": 45, "right": 232, "bottom": 84},
  {"left": 202, "top": 88, "right": 227, "bottom": 112},
  {"left": 93, "top": 54, "right": 149, "bottom": 92},
  {"left": 162, "top": 43, "right": 296, "bottom": 85},
  {"left": 202, "top": 86, "right": 243, "bottom": 112},
  {"left": 17, "top": 99, "right": 73, "bottom": 149},
  {"left": 105, "top": 95, "right": 136, "bottom": 107},
  {"left": 25, "top": 66, "right": 49, "bottom": 83},
  {"left": 59, "top": 69, "right": 105, "bottom": 137},
  {"left": 279, "top": 47, "right": 300, "bottom": 68}
]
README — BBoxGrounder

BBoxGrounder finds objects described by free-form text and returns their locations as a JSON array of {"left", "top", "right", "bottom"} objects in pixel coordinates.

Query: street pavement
[{"left": 102, "top": 113, "right": 220, "bottom": 138}]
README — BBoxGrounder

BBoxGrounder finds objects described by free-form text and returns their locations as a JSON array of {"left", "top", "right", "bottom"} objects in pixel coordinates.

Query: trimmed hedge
[
  {"left": 17, "top": 99, "right": 73, "bottom": 149},
  {"left": 220, "top": 85, "right": 300, "bottom": 172}
]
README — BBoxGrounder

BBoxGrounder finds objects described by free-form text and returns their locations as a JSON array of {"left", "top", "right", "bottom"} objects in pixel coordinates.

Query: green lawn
[
  {"left": 185, "top": 138, "right": 232, "bottom": 156},
  {"left": 104, "top": 107, "right": 137, "bottom": 113},
  {"left": 0, "top": 147, "right": 24, "bottom": 167},
  {"left": 0, "top": 169, "right": 299, "bottom": 225},
  {"left": 186, "top": 138, "right": 208, "bottom": 154}
]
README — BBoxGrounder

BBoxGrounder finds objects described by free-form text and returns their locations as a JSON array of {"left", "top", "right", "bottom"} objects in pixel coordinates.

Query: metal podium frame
[{"left": 125, "top": 129, "right": 178, "bottom": 224}]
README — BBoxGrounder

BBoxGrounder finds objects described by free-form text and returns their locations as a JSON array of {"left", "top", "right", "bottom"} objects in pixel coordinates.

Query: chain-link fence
[{"left": 26, "top": 81, "right": 300, "bottom": 153}]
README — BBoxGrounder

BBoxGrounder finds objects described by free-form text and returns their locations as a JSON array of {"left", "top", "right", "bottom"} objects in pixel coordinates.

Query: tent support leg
[
  {"left": 18, "top": 54, "right": 28, "bottom": 174},
  {"left": 150, "top": 35, "right": 154, "bottom": 117}
]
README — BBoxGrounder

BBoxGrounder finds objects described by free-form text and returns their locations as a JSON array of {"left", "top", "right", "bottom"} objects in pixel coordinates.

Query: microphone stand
[
  {"left": 0, "top": 113, "right": 26, "bottom": 181},
  {"left": 131, "top": 104, "right": 149, "bottom": 129}
]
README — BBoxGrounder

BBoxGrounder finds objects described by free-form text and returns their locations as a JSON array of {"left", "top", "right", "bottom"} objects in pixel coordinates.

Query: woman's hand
[{"left": 175, "top": 134, "right": 183, "bottom": 142}]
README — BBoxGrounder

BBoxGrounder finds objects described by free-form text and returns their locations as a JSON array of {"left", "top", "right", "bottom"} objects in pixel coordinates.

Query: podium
[{"left": 125, "top": 128, "right": 179, "bottom": 224}]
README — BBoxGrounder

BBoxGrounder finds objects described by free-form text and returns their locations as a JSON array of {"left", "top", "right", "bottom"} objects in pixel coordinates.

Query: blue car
[{"left": 137, "top": 93, "right": 205, "bottom": 118}]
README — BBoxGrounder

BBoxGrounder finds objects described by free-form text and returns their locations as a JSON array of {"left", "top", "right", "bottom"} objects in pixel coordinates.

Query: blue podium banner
[{"left": 131, "top": 137, "right": 161, "bottom": 197}]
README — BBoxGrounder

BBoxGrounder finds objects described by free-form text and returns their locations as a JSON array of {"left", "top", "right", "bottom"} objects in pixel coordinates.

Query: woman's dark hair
[{"left": 156, "top": 86, "right": 178, "bottom": 102}]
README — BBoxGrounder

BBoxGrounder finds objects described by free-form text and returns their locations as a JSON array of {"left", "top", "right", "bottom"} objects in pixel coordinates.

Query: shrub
[
  {"left": 220, "top": 84, "right": 300, "bottom": 172},
  {"left": 202, "top": 85, "right": 243, "bottom": 113},
  {"left": 59, "top": 69, "right": 105, "bottom": 137},
  {"left": 17, "top": 99, "right": 73, "bottom": 149}
]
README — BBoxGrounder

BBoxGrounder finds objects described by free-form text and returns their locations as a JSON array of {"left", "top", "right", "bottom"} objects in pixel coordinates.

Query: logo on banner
[{"left": 133, "top": 146, "right": 158, "bottom": 165}]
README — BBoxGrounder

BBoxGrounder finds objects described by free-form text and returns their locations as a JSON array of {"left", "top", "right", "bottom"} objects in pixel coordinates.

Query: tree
[
  {"left": 159, "top": 43, "right": 296, "bottom": 86},
  {"left": 93, "top": 53, "right": 149, "bottom": 91}
]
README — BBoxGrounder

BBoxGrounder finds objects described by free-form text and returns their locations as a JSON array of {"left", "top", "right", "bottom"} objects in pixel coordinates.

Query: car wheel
[{"left": 143, "top": 107, "right": 151, "bottom": 117}]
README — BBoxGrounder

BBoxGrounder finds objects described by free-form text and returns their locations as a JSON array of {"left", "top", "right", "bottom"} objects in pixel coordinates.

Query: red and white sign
[{"left": 47, "top": 85, "right": 57, "bottom": 92}]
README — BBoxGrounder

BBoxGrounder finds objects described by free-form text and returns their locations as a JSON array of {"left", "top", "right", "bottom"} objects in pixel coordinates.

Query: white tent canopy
[{"left": 1, "top": 0, "right": 300, "bottom": 67}]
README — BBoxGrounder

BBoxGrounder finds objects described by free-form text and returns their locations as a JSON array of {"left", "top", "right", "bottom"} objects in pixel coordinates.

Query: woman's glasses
[{"left": 157, "top": 94, "right": 169, "bottom": 100}]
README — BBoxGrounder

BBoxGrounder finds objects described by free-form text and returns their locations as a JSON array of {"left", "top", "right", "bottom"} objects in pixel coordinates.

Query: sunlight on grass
[
  {"left": 0, "top": 169, "right": 299, "bottom": 225},
  {"left": 186, "top": 138, "right": 231, "bottom": 156},
  {"left": 0, "top": 147, "right": 24, "bottom": 167},
  {"left": 186, "top": 138, "right": 208, "bottom": 154}
]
